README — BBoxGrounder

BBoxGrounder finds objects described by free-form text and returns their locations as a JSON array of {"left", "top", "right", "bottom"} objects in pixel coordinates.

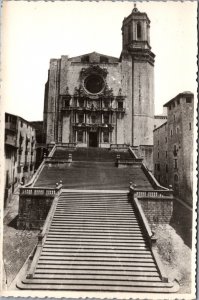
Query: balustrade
[{"left": 129, "top": 186, "right": 173, "bottom": 199}]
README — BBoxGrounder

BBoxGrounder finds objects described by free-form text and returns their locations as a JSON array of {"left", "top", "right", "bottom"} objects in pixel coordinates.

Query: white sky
[{"left": 1, "top": 1, "right": 198, "bottom": 121}]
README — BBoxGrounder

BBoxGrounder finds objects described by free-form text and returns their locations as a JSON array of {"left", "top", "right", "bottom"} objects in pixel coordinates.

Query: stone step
[
  {"left": 49, "top": 228, "right": 142, "bottom": 234},
  {"left": 46, "top": 235, "right": 145, "bottom": 241},
  {"left": 50, "top": 224, "right": 141, "bottom": 230},
  {"left": 41, "top": 251, "right": 152, "bottom": 259},
  {"left": 36, "top": 263, "right": 157, "bottom": 271},
  {"left": 49, "top": 227, "right": 141, "bottom": 233},
  {"left": 33, "top": 274, "right": 161, "bottom": 282},
  {"left": 17, "top": 281, "right": 178, "bottom": 293},
  {"left": 48, "top": 229, "right": 143, "bottom": 238},
  {"left": 43, "top": 247, "right": 150, "bottom": 253},
  {"left": 45, "top": 239, "right": 146, "bottom": 245},
  {"left": 35, "top": 269, "right": 159, "bottom": 277},
  {"left": 45, "top": 241, "right": 147, "bottom": 247},
  {"left": 38, "top": 259, "right": 155, "bottom": 266},
  {"left": 52, "top": 216, "right": 138, "bottom": 221},
  {"left": 60, "top": 195, "right": 128, "bottom": 198},
  {"left": 51, "top": 218, "right": 140, "bottom": 228},
  {"left": 54, "top": 212, "right": 136, "bottom": 216},
  {"left": 56, "top": 207, "right": 134, "bottom": 212}
]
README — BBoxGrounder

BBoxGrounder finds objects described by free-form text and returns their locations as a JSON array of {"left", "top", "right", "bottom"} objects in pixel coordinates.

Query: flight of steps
[
  {"left": 34, "top": 162, "right": 152, "bottom": 190},
  {"left": 53, "top": 147, "right": 132, "bottom": 161},
  {"left": 17, "top": 191, "right": 178, "bottom": 292}
]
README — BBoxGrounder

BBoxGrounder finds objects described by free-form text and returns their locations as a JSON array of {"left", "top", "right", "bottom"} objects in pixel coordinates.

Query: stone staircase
[
  {"left": 17, "top": 191, "right": 178, "bottom": 292},
  {"left": 53, "top": 147, "right": 132, "bottom": 161},
  {"left": 34, "top": 162, "right": 152, "bottom": 190}
]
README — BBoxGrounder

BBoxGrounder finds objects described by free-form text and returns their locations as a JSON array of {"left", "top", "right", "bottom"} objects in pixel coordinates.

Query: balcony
[
  {"left": 5, "top": 122, "right": 17, "bottom": 133},
  {"left": 5, "top": 133, "right": 17, "bottom": 148},
  {"left": 72, "top": 122, "right": 114, "bottom": 129}
]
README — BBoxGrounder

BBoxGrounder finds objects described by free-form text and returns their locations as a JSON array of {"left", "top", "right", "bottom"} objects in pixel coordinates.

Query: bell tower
[{"left": 121, "top": 5, "right": 155, "bottom": 146}]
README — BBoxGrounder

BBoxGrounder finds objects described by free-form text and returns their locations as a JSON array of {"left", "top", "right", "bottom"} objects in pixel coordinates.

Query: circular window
[{"left": 84, "top": 74, "right": 104, "bottom": 94}]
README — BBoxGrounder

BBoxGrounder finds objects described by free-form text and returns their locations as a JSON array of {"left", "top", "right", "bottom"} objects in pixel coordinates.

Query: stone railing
[
  {"left": 26, "top": 189, "right": 61, "bottom": 279},
  {"left": 116, "top": 157, "right": 143, "bottom": 167},
  {"left": 19, "top": 187, "right": 58, "bottom": 197},
  {"left": 55, "top": 142, "right": 77, "bottom": 148},
  {"left": 130, "top": 186, "right": 173, "bottom": 199},
  {"left": 110, "top": 144, "right": 129, "bottom": 150},
  {"left": 132, "top": 196, "right": 168, "bottom": 283}
]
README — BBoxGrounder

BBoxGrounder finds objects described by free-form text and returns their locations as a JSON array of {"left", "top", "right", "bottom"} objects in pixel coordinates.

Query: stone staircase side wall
[{"left": 139, "top": 197, "right": 173, "bottom": 224}]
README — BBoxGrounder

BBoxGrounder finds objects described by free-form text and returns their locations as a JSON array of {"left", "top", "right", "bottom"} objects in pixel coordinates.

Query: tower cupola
[{"left": 122, "top": 4, "right": 151, "bottom": 52}]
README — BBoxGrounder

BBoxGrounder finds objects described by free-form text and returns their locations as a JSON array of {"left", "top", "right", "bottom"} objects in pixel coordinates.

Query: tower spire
[{"left": 132, "top": 3, "right": 138, "bottom": 13}]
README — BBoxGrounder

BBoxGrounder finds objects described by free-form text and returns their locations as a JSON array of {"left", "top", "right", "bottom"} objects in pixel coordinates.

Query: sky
[{"left": 1, "top": 1, "right": 198, "bottom": 121}]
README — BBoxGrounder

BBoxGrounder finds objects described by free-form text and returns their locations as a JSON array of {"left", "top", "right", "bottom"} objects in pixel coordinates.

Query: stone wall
[
  {"left": 139, "top": 198, "right": 173, "bottom": 224},
  {"left": 17, "top": 195, "right": 53, "bottom": 229}
]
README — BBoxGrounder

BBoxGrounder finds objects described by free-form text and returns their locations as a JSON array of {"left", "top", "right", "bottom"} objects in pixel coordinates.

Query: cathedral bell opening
[{"left": 89, "top": 132, "right": 98, "bottom": 147}]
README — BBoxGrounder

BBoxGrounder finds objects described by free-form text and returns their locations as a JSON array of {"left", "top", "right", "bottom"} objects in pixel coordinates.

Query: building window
[
  {"left": 166, "top": 164, "right": 168, "bottom": 173},
  {"left": 158, "top": 140, "right": 159, "bottom": 146},
  {"left": 172, "top": 102, "right": 175, "bottom": 108},
  {"left": 169, "top": 105, "right": 171, "bottom": 110},
  {"left": 173, "top": 145, "right": 177, "bottom": 156},
  {"left": 174, "top": 114, "right": 175, "bottom": 121},
  {"left": 77, "top": 131, "right": 83, "bottom": 142},
  {"left": 103, "top": 130, "right": 109, "bottom": 143},
  {"left": 157, "top": 164, "right": 160, "bottom": 171},
  {"left": 104, "top": 114, "right": 109, "bottom": 124},
  {"left": 104, "top": 101, "right": 110, "bottom": 108},
  {"left": 100, "top": 56, "right": 108, "bottom": 63},
  {"left": 186, "top": 97, "right": 192, "bottom": 103},
  {"left": 177, "top": 99, "right": 180, "bottom": 105},
  {"left": 5, "top": 114, "right": 9, "bottom": 122},
  {"left": 91, "top": 115, "right": 96, "bottom": 124},
  {"left": 166, "top": 151, "right": 167, "bottom": 158},
  {"left": 189, "top": 122, "right": 191, "bottom": 130},
  {"left": 165, "top": 137, "right": 167, "bottom": 143},
  {"left": 78, "top": 114, "right": 84, "bottom": 123},
  {"left": 118, "top": 102, "right": 123, "bottom": 109},
  {"left": 157, "top": 152, "right": 159, "bottom": 158},
  {"left": 79, "top": 99, "right": 84, "bottom": 108},
  {"left": 137, "top": 22, "right": 142, "bottom": 39},
  {"left": 170, "top": 129, "right": 173, "bottom": 137},
  {"left": 174, "top": 159, "right": 178, "bottom": 169},
  {"left": 64, "top": 100, "right": 70, "bottom": 108}
]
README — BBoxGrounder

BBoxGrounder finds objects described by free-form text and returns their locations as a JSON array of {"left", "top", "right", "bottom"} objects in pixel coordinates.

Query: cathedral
[{"left": 43, "top": 6, "right": 155, "bottom": 150}]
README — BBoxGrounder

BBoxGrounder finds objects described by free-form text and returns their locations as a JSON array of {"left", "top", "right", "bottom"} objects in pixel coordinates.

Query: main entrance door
[{"left": 89, "top": 132, "right": 98, "bottom": 147}]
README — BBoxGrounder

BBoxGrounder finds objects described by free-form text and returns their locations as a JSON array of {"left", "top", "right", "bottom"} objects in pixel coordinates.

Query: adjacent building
[
  {"left": 4, "top": 113, "right": 36, "bottom": 207},
  {"left": 153, "top": 92, "right": 194, "bottom": 205},
  {"left": 43, "top": 6, "right": 155, "bottom": 167}
]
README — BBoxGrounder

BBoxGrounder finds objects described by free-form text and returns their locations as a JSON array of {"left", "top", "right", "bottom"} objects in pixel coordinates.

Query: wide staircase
[
  {"left": 17, "top": 191, "right": 178, "bottom": 292},
  {"left": 53, "top": 147, "right": 132, "bottom": 161},
  {"left": 35, "top": 162, "right": 152, "bottom": 190}
]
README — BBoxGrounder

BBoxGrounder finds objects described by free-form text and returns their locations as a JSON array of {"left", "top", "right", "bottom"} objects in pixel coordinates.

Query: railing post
[
  {"left": 68, "top": 153, "right": 72, "bottom": 162},
  {"left": 129, "top": 182, "right": 134, "bottom": 201}
]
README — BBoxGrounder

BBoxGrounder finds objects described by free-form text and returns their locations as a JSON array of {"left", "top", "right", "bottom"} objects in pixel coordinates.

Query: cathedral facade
[{"left": 43, "top": 7, "right": 155, "bottom": 149}]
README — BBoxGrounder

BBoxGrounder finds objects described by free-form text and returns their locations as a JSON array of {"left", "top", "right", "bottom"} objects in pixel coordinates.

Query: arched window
[{"left": 137, "top": 22, "right": 142, "bottom": 39}]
